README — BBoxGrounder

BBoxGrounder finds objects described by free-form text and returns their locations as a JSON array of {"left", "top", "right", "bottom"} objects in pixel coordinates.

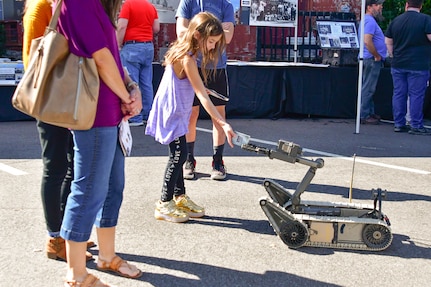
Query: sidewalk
[{"left": 0, "top": 118, "right": 430, "bottom": 287}]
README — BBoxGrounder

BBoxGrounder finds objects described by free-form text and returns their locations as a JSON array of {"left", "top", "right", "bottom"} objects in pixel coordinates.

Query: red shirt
[{"left": 119, "top": 0, "right": 158, "bottom": 42}]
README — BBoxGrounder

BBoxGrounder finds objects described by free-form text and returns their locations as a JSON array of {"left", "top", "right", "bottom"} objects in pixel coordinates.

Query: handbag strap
[{"left": 45, "top": 0, "right": 64, "bottom": 34}]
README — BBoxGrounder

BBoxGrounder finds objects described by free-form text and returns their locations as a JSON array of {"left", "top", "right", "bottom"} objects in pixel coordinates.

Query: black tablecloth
[{"left": 2, "top": 64, "right": 430, "bottom": 122}]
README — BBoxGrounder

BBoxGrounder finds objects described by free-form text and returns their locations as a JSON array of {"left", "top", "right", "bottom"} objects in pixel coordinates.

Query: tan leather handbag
[{"left": 12, "top": 0, "right": 99, "bottom": 130}]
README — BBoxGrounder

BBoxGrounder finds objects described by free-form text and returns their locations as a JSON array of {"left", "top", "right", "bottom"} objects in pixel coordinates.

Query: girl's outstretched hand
[{"left": 223, "top": 123, "right": 235, "bottom": 148}]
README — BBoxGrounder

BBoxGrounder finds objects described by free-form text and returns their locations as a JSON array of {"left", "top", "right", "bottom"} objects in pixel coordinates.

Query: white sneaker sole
[
  {"left": 183, "top": 173, "right": 195, "bottom": 180},
  {"left": 186, "top": 210, "right": 205, "bottom": 218},
  {"left": 154, "top": 211, "right": 189, "bottom": 223},
  {"left": 211, "top": 173, "right": 226, "bottom": 180}
]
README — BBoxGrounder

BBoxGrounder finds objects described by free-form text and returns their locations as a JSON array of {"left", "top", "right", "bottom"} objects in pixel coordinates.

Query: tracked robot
[{"left": 241, "top": 140, "right": 392, "bottom": 251}]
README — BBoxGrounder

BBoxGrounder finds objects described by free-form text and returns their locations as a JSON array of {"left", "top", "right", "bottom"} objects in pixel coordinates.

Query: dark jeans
[
  {"left": 160, "top": 136, "right": 187, "bottom": 202},
  {"left": 37, "top": 121, "right": 73, "bottom": 233}
]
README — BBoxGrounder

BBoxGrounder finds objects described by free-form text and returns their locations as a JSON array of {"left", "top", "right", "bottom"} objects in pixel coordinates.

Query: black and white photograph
[
  {"left": 329, "top": 38, "right": 341, "bottom": 48},
  {"left": 339, "top": 37, "right": 349, "bottom": 45},
  {"left": 248, "top": 0, "right": 298, "bottom": 27},
  {"left": 341, "top": 24, "right": 355, "bottom": 34},
  {"left": 318, "top": 24, "right": 332, "bottom": 35},
  {"left": 319, "top": 36, "right": 328, "bottom": 46},
  {"left": 349, "top": 36, "right": 358, "bottom": 48}
]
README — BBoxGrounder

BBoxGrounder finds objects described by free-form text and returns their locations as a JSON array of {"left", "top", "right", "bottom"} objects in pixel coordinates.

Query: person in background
[
  {"left": 385, "top": 0, "right": 431, "bottom": 135},
  {"left": 360, "top": 0, "right": 386, "bottom": 125},
  {"left": 22, "top": 0, "right": 93, "bottom": 262},
  {"left": 117, "top": 0, "right": 160, "bottom": 127},
  {"left": 58, "top": 0, "right": 143, "bottom": 285},
  {"left": 145, "top": 12, "right": 235, "bottom": 223},
  {"left": 176, "top": 0, "right": 235, "bottom": 180}
]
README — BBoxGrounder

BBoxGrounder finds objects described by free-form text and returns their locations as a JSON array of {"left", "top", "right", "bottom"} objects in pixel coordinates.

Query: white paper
[
  {"left": 232, "top": 131, "right": 250, "bottom": 146},
  {"left": 119, "top": 120, "right": 133, "bottom": 156}
]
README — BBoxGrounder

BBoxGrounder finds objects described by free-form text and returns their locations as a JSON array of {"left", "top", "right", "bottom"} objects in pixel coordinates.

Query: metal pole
[{"left": 355, "top": 0, "right": 366, "bottom": 134}]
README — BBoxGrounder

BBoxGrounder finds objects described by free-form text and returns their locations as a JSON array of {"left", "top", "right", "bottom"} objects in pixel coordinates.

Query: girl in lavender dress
[{"left": 145, "top": 12, "right": 235, "bottom": 223}]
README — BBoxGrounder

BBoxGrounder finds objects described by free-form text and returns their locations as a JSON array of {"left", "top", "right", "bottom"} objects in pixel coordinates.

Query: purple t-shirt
[
  {"left": 57, "top": 0, "right": 124, "bottom": 127},
  {"left": 363, "top": 14, "right": 387, "bottom": 60}
]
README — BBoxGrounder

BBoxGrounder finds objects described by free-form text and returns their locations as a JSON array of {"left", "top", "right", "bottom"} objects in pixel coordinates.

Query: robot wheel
[
  {"left": 362, "top": 224, "right": 392, "bottom": 250},
  {"left": 279, "top": 221, "right": 308, "bottom": 248}
]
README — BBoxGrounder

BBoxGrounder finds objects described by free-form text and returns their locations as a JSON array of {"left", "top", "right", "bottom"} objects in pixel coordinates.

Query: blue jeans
[
  {"left": 60, "top": 127, "right": 125, "bottom": 242},
  {"left": 361, "top": 58, "right": 383, "bottom": 119},
  {"left": 391, "top": 68, "right": 430, "bottom": 129},
  {"left": 120, "top": 42, "right": 154, "bottom": 122}
]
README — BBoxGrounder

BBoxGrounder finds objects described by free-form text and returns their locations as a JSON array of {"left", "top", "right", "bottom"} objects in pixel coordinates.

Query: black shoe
[
  {"left": 370, "top": 114, "right": 381, "bottom": 120},
  {"left": 408, "top": 127, "right": 431, "bottom": 135},
  {"left": 361, "top": 116, "right": 379, "bottom": 125},
  {"left": 394, "top": 125, "right": 410, "bottom": 133}
]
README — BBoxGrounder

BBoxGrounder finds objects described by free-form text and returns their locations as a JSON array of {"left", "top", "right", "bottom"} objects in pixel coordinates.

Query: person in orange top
[
  {"left": 22, "top": 0, "right": 52, "bottom": 69},
  {"left": 117, "top": 0, "right": 160, "bottom": 126},
  {"left": 22, "top": 0, "right": 93, "bottom": 262}
]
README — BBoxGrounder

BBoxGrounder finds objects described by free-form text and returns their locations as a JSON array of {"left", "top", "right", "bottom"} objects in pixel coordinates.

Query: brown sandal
[
  {"left": 64, "top": 273, "right": 113, "bottom": 287},
  {"left": 96, "top": 255, "right": 142, "bottom": 279}
]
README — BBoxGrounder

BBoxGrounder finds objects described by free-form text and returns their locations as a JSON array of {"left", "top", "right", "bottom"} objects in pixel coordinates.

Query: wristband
[{"left": 126, "top": 81, "right": 139, "bottom": 91}]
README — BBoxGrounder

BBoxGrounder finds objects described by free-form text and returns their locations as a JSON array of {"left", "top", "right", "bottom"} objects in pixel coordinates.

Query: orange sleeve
[{"left": 22, "top": 0, "right": 52, "bottom": 70}]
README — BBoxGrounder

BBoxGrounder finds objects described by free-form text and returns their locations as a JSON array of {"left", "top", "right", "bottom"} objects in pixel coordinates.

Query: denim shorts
[{"left": 60, "top": 126, "right": 125, "bottom": 242}]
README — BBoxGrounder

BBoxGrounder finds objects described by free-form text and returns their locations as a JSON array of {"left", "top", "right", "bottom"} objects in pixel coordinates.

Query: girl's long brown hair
[
  {"left": 163, "top": 12, "right": 226, "bottom": 85},
  {"left": 101, "top": 0, "right": 122, "bottom": 27}
]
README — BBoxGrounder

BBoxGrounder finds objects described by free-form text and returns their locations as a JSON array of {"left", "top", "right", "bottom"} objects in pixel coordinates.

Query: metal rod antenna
[{"left": 349, "top": 154, "right": 357, "bottom": 203}]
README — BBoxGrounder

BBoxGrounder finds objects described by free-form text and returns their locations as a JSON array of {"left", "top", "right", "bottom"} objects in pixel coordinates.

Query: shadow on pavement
[{"left": 86, "top": 254, "right": 343, "bottom": 287}]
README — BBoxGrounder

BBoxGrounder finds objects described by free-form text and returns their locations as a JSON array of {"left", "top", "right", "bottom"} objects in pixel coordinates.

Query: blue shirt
[
  {"left": 361, "top": 14, "right": 387, "bottom": 60},
  {"left": 175, "top": 0, "right": 234, "bottom": 69}
]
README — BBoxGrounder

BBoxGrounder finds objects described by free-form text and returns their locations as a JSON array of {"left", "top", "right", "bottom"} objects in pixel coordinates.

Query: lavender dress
[{"left": 145, "top": 64, "right": 195, "bottom": 144}]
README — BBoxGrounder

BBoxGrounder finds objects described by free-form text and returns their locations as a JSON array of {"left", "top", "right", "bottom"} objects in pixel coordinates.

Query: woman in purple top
[
  {"left": 58, "top": 0, "right": 142, "bottom": 286},
  {"left": 145, "top": 12, "right": 235, "bottom": 223}
]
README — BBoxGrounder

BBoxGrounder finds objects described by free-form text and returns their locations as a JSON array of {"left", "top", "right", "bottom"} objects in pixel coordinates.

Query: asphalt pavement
[{"left": 0, "top": 117, "right": 430, "bottom": 287}]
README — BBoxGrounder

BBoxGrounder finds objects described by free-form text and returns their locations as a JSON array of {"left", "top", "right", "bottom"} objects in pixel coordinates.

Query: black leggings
[
  {"left": 37, "top": 121, "right": 74, "bottom": 233},
  {"left": 160, "top": 136, "right": 187, "bottom": 202}
]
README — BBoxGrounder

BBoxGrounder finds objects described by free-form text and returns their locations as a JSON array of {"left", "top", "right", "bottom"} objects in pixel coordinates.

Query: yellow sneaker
[
  {"left": 155, "top": 200, "right": 189, "bottom": 223},
  {"left": 174, "top": 195, "right": 205, "bottom": 218}
]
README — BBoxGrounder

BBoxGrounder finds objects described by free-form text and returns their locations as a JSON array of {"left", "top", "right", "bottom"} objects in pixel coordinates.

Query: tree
[{"left": 381, "top": 0, "right": 431, "bottom": 31}]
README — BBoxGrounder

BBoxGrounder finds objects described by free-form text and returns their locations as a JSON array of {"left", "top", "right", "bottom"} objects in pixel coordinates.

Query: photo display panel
[{"left": 316, "top": 21, "right": 359, "bottom": 49}]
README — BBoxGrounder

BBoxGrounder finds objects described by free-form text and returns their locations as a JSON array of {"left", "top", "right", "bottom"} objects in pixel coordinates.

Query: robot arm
[
  {"left": 241, "top": 140, "right": 324, "bottom": 168},
  {"left": 241, "top": 140, "right": 324, "bottom": 209}
]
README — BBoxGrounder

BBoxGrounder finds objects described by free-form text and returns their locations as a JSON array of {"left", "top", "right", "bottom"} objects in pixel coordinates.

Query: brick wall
[{"left": 153, "top": 1, "right": 363, "bottom": 62}]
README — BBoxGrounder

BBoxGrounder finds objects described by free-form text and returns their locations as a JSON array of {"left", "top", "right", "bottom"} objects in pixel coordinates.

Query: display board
[
  {"left": 241, "top": 0, "right": 298, "bottom": 27},
  {"left": 316, "top": 20, "right": 359, "bottom": 49}
]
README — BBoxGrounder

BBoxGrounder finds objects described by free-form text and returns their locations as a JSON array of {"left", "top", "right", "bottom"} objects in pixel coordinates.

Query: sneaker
[
  {"left": 360, "top": 116, "right": 379, "bottom": 125},
  {"left": 408, "top": 127, "right": 431, "bottom": 135},
  {"left": 129, "top": 121, "right": 143, "bottom": 127},
  {"left": 211, "top": 160, "right": 226, "bottom": 180},
  {"left": 183, "top": 160, "right": 196, "bottom": 180},
  {"left": 154, "top": 200, "right": 189, "bottom": 223},
  {"left": 394, "top": 125, "right": 410, "bottom": 133},
  {"left": 174, "top": 194, "right": 205, "bottom": 218}
]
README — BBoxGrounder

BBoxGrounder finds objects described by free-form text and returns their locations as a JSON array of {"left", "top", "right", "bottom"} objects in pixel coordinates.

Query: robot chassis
[{"left": 241, "top": 140, "right": 393, "bottom": 251}]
